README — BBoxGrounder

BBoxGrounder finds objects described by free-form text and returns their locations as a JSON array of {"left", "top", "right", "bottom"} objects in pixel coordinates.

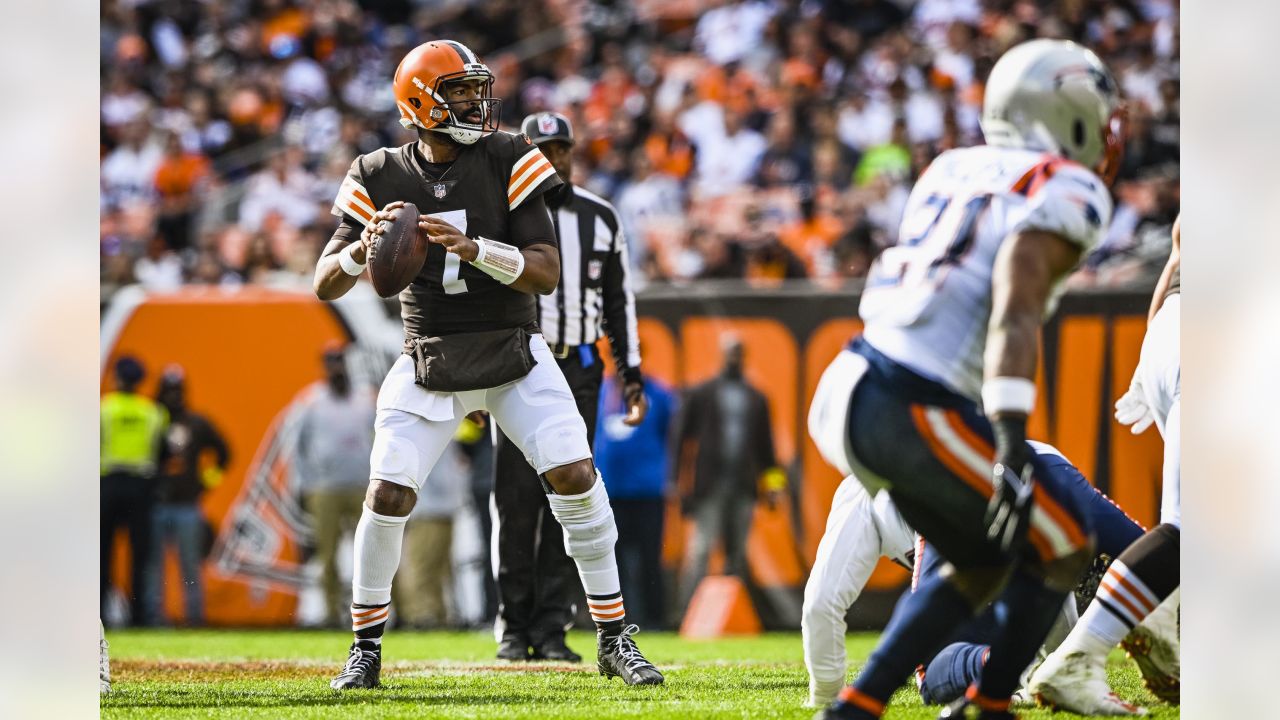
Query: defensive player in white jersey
[
  {"left": 802, "top": 443, "right": 1173, "bottom": 710},
  {"left": 1028, "top": 216, "right": 1181, "bottom": 715},
  {"left": 808, "top": 39, "right": 1125, "bottom": 719}
]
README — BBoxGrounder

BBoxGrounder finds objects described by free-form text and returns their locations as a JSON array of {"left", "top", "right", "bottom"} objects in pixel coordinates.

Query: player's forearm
[
  {"left": 314, "top": 255, "right": 358, "bottom": 300},
  {"left": 507, "top": 245, "right": 559, "bottom": 295},
  {"left": 314, "top": 240, "right": 366, "bottom": 300},
  {"left": 984, "top": 230, "right": 1080, "bottom": 408},
  {"left": 1148, "top": 250, "right": 1179, "bottom": 321},
  {"left": 984, "top": 311, "right": 1040, "bottom": 387}
]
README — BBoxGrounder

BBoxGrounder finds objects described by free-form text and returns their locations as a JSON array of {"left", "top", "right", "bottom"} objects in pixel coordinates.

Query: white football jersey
[{"left": 860, "top": 145, "right": 1112, "bottom": 400}]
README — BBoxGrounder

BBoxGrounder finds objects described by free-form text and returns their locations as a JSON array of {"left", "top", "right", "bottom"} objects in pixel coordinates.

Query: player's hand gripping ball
[{"left": 366, "top": 201, "right": 428, "bottom": 298}]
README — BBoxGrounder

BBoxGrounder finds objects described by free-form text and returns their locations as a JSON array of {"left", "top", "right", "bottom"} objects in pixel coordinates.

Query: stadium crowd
[{"left": 100, "top": 0, "right": 1179, "bottom": 302}]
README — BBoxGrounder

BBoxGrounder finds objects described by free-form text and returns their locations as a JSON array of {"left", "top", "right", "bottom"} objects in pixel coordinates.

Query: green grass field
[{"left": 101, "top": 629, "right": 1177, "bottom": 718}]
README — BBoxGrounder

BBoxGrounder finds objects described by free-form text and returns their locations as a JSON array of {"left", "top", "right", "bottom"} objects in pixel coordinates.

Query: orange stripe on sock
[
  {"left": 838, "top": 686, "right": 885, "bottom": 716},
  {"left": 588, "top": 600, "right": 624, "bottom": 611},
  {"left": 1099, "top": 576, "right": 1144, "bottom": 622},
  {"left": 593, "top": 607, "right": 626, "bottom": 620},
  {"left": 352, "top": 606, "right": 387, "bottom": 619},
  {"left": 1111, "top": 570, "right": 1158, "bottom": 615}
]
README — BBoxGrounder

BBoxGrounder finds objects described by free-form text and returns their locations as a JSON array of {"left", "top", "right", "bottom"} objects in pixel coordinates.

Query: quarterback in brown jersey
[{"left": 313, "top": 40, "right": 663, "bottom": 690}]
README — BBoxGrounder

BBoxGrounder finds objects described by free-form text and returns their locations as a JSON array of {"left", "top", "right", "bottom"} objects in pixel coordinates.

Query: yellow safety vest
[{"left": 100, "top": 392, "right": 168, "bottom": 476}]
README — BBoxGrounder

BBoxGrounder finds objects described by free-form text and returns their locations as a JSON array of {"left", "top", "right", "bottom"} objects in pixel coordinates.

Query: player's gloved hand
[
  {"left": 1114, "top": 379, "right": 1154, "bottom": 435},
  {"left": 622, "top": 381, "right": 647, "bottom": 426},
  {"left": 984, "top": 416, "right": 1035, "bottom": 554},
  {"left": 201, "top": 466, "right": 224, "bottom": 490}
]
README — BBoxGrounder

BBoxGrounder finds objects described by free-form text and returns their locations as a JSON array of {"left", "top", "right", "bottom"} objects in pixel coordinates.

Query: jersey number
[
  {"left": 904, "top": 193, "right": 992, "bottom": 273},
  {"left": 869, "top": 192, "right": 992, "bottom": 288},
  {"left": 431, "top": 210, "right": 470, "bottom": 295}
]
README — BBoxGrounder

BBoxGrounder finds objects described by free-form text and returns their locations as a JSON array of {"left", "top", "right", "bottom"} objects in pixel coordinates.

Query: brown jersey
[{"left": 330, "top": 130, "right": 562, "bottom": 339}]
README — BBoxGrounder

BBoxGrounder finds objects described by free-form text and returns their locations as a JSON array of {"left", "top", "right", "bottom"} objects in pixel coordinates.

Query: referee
[{"left": 492, "top": 112, "right": 647, "bottom": 662}]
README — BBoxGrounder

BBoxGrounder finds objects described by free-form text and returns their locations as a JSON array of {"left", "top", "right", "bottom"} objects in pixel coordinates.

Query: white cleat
[
  {"left": 99, "top": 620, "right": 111, "bottom": 694},
  {"left": 1122, "top": 589, "right": 1180, "bottom": 704},
  {"left": 1028, "top": 650, "right": 1147, "bottom": 716}
]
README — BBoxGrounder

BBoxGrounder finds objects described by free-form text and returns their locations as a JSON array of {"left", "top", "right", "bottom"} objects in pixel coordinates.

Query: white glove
[{"left": 1114, "top": 380, "right": 1154, "bottom": 435}]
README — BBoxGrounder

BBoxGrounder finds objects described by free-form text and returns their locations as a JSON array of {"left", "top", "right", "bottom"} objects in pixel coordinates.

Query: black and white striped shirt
[{"left": 539, "top": 185, "right": 642, "bottom": 381}]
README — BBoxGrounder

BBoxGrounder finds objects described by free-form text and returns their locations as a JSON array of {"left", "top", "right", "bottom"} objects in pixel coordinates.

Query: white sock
[
  {"left": 546, "top": 476, "right": 625, "bottom": 625},
  {"left": 352, "top": 504, "right": 409, "bottom": 607},
  {"left": 1060, "top": 600, "right": 1127, "bottom": 659},
  {"left": 1061, "top": 561, "right": 1157, "bottom": 658}
]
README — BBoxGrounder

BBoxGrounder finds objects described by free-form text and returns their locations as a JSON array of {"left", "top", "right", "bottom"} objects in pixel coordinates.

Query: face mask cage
[
  {"left": 429, "top": 73, "right": 501, "bottom": 135},
  {"left": 1096, "top": 104, "right": 1128, "bottom": 185}
]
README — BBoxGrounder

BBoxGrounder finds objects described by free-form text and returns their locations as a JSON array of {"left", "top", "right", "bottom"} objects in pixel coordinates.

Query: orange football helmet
[{"left": 393, "top": 40, "right": 500, "bottom": 145}]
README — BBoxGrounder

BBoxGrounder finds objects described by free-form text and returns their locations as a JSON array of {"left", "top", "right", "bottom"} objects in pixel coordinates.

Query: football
[{"left": 367, "top": 202, "right": 427, "bottom": 298}]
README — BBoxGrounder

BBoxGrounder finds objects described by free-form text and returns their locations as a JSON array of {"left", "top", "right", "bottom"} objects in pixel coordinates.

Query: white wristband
[
  {"left": 338, "top": 243, "right": 366, "bottom": 276},
  {"left": 471, "top": 237, "right": 525, "bottom": 285},
  {"left": 982, "top": 376, "right": 1036, "bottom": 415}
]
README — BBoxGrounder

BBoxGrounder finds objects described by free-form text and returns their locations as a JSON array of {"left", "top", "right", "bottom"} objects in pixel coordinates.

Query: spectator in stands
[
  {"left": 147, "top": 366, "right": 229, "bottom": 627},
  {"left": 673, "top": 335, "right": 787, "bottom": 614},
  {"left": 293, "top": 343, "right": 377, "bottom": 628},
  {"left": 102, "top": 120, "right": 163, "bottom": 210},
  {"left": 615, "top": 149, "right": 685, "bottom": 279},
  {"left": 689, "top": 105, "right": 767, "bottom": 198},
  {"left": 153, "top": 131, "right": 212, "bottom": 251},
  {"left": 595, "top": 376, "right": 677, "bottom": 630},
  {"left": 101, "top": 356, "right": 167, "bottom": 626},
  {"left": 694, "top": 0, "right": 776, "bottom": 67},
  {"left": 238, "top": 144, "right": 319, "bottom": 233},
  {"left": 98, "top": 0, "right": 1179, "bottom": 297},
  {"left": 779, "top": 189, "right": 844, "bottom": 277}
]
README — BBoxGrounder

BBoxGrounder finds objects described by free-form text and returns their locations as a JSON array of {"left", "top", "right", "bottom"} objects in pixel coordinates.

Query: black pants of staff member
[
  {"left": 494, "top": 344, "right": 602, "bottom": 648},
  {"left": 101, "top": 471, "right": 156, "bottom": 626},
  {"left": 612, "top": 497, "right": 667, "bottom": 630}
]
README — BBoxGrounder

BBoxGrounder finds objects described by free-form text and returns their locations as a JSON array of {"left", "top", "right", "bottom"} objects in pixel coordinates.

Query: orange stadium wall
[{"left": 100, "top": 285, "right": 1162, "bottom": 628}]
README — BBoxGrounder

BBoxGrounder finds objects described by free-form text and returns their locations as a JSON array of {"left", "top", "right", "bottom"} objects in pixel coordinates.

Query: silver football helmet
[{"left": 981, "top": 39, "right": 1125, "bottom": 183}]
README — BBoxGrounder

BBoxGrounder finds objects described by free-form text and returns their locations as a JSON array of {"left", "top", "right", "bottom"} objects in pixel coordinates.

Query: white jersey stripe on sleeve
[
  {"left": 508, "top": 164, "right": 558, "bottom": 210},
  {"left": 509, "top": 149, "right": 548, "bottom": 187}
]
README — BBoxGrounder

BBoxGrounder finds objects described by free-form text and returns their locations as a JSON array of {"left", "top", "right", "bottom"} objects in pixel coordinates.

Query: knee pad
[
  {"left": 369, "top": 432, "right": 422, "bottom": 491},
  {"left": 547, "top": 479, "right": 618, "bottom": 561},
  {"left": 532, "top": 413, "right": 591, "bottom": 473}
]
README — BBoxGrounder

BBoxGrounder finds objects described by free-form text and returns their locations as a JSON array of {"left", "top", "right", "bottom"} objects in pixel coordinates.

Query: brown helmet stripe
[{"left": 444, "top": 40, "right": 475, "bottom": 66}]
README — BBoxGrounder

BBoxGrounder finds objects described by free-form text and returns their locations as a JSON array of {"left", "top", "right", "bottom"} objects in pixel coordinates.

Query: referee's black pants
[{"left": 494, "top": 344, "right": 602, "bottom": 646}]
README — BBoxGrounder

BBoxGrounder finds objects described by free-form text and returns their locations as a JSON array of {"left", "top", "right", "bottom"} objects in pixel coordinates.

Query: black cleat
[
  {"left": 531, "top": 636, "right": 582, "bottom": 663},
  {"left": 813, "top": 702, "right": 865, "bottom": 719},
  {"left": 330, "top": 641, "right": 381, "bottom": 690},
  {"left": 496, "top": 635, "right": 531, "bottom": 661},
  {"left": 597, "top": 624, "right": 663, "bottom": 685},
  {"left": 937, "top": 697, "right": 1016, "bottom": 719}
]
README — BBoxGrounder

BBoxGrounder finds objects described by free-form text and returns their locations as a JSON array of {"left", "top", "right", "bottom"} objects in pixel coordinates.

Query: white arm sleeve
[{"left": 802, "top": 477, "right": 888, "bottom": 706}]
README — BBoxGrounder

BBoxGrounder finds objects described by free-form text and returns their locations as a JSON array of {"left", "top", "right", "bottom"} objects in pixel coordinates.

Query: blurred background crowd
[{"left": 100, "top": 0, "right": 1179, "bottom": 303}]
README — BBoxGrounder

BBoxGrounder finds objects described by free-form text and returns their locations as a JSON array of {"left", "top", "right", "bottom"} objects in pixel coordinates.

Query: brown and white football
[{"left": 366, "top": 202, "right": 427, "bottom": 298}]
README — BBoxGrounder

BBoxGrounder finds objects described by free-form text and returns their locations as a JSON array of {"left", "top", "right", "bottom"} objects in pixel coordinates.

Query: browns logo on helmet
[{"left": 393, "top": 40, "right": 501, "bottom": 145}]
